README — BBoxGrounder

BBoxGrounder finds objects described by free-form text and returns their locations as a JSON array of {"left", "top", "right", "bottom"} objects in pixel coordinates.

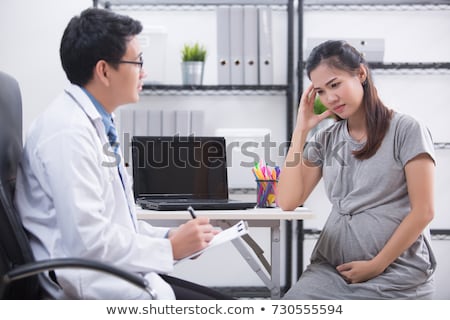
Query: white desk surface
[
  {"left": 136, "top": 206, "right": 313, "bottom": 299},
  {"left": 136, "top": 206, "right": 313, "bottom": 221}
]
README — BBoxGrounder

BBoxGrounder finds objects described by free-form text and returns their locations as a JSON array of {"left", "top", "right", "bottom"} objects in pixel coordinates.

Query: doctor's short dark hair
[{"left": 60, "top": 8, "right": 143, "bottom": 86}]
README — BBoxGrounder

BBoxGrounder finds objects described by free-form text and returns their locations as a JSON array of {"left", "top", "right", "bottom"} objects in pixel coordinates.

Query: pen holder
[{"left": 255, "top": 179, "right": 278, "bottom": 208}]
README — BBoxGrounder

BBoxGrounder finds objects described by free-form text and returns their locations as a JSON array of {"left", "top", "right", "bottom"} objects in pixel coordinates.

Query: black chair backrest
[{"left": 0, "top": 71, "right": 41, "bottom": 299}]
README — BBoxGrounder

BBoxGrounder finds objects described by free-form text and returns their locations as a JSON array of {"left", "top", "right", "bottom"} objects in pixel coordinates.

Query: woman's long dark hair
[{"left": 306, "top": 40, "right": 393, "bottom": 160}]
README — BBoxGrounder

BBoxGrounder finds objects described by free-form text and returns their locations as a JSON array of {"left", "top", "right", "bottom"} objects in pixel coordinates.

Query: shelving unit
[
  {"left": 139, "top": 84, "right": 289, "bottom": 96},
  {"left": 95, "top": 0, "right": 296, "bottom": 139},
  {"left": 298, "top": 1, "right": 450, "bottom": 111},
  {"left": 94, "top": 0, "right": 297, "bottom": 298},
  {"left": 94, "top": 0, "right": 450, "bottom": 297}
]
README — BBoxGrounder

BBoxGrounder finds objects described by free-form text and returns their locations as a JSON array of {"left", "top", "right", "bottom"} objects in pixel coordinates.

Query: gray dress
[{"left": 283, "top": 112, "right": 436, "bottom": 299}]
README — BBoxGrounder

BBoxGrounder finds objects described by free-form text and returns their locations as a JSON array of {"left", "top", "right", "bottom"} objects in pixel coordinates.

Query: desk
[{"left": 137, "top": 207, "right": 313, "bottom": 299}]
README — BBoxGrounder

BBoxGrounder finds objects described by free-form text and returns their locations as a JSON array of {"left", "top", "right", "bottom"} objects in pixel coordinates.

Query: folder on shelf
[
  {"left": 134, "top": 109, "right": 149, "bottom": 136},
  {"left": 175, "top": 110, "right": 190, "bottom": 136},
  {"left": 190, "top": 110, "right": 204, "bottom": 136},
  {"left": 119, "top": 109, "right": 133, "bottom": 142},
  {"left": 133, "top": 109, "right": 163, "bottom": 136},
  {"left": 243, "top": 5, "right": 259, "bottom": 85},
  {"left": 148, "top": 110, "right": 162, "bottom": 135},
  {"left": 162, "top": 110, "right": 176, "bottom": 136},
  {"left": 229, "top": 5, "right": 244, "bottom": 85},
  {"left": 119, "top": 109, "right": 134, "bottom": 167},
  {"left": 258, "top": 6, "right": 273, "bottom": 85},
  {"left": 216, "top": 6, "right": 231, "bottom": 85}
]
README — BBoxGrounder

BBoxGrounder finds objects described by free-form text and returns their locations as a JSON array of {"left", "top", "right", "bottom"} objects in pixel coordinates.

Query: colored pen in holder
[{"left": 255, "top": 179, "right": 278, "bottom": 208}]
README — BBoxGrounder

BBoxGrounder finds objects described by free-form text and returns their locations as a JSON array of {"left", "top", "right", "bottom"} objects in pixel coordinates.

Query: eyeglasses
[{"left": 117, "top": 56, "right": 144, "bottom": 71}]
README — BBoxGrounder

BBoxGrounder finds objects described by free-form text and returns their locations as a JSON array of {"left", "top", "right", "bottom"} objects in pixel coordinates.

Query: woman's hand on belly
[{"left": 336, "top": 259, "right": 385, "bottom": 284}]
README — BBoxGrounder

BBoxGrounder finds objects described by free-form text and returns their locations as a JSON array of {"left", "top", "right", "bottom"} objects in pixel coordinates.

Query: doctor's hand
[
  {"left": 169, "top": 217, "right": 219, "bottom": 260},
  {"left": 336, "top": 259, "right": 385, "bottom": 284}
]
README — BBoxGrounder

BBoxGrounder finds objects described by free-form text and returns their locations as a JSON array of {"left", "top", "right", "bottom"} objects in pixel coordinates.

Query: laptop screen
[{"left": 131, "top": 136, "right": 229, "bottom": 200}]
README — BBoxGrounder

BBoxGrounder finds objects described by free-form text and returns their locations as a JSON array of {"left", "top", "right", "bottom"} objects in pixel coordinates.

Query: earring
[{"left": 362, "top": 79, "right": 367, "bottom": 86}]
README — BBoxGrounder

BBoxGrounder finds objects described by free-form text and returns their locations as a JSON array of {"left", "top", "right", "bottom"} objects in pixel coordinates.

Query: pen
[{"left": 187, "top": 206, "right": 197, "bottom": 219}]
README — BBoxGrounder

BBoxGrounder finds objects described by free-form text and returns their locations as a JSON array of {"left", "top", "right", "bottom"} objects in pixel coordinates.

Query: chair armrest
[{"left": 3, "top": 258, "right": 157, "bottom": 299}]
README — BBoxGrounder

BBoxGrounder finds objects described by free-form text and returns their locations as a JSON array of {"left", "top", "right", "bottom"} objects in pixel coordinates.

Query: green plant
[
  {"left": 314, "top": 97, "right": 327, "bottom": 115},
  {"left": 181, "top": 43, "right": 207, "bottom": 62},
  {"left": 314, "top": 97, "right": 336, "bottom": 120}
]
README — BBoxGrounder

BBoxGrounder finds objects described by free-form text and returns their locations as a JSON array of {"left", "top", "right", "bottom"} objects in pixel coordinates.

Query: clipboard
[{"left": 176, "top": 220, "right": 249, "bottom": 263}]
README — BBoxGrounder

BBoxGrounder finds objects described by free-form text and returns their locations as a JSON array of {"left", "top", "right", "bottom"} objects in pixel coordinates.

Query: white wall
[
  {"left": 1, "top": 1, "right": 449, "bottom": 298},
  {"left": 0, "top": 0, "right": 91, "bottom": 135},
  {"left": 0, "top": 0, "right": 289, "bottom": 293}
]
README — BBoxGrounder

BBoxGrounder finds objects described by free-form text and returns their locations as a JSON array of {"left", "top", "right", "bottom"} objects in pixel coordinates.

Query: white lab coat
[{"left": 15, "top": 84, "right": 176, "bottom": 299}]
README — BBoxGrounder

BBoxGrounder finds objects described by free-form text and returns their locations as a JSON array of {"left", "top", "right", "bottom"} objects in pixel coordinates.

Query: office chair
[{"left": 0, "top": 70, "right": 155, "bottom": 299}]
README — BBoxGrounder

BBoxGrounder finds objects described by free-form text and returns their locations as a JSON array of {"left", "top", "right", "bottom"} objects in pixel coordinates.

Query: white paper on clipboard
[{"left": 176, "top": 220, "right": 249, "bottom": 263}]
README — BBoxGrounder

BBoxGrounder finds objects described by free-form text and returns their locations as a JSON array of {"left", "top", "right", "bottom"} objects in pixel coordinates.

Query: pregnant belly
[{"left": 312, "top": 208, "right": 400, "bottom": 266}]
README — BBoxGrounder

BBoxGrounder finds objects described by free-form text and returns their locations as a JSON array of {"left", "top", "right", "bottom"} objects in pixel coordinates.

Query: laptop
[{"left": 131, "top": 136, "right": 256, "bottom": 211}]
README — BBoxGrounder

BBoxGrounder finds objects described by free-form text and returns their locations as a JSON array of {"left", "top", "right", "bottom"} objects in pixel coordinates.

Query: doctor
[{"left": 15, "top": 8, "right": 229, "bottom": 300}]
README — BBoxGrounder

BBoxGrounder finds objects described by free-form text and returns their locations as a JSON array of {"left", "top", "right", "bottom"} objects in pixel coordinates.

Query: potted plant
[
  {"left": 181, "top": 42, "right": 207, "bottom": 85},
  {"left": 307, "top": 97, "right": 336, "bottom": 138},
  {"left": 314, "top": 96, "right": 328, "bottom": 116},
  {"left": 314, "top": 97, "right": 337, "bottom": 121}
]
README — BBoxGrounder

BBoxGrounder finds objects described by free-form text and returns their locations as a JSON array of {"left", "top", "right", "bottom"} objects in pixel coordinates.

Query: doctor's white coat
[{"left": 15, "top": 84, "right": 176, "bottom": 299}]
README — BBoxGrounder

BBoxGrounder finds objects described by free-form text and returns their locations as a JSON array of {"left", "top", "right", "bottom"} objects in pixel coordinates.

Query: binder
[
  {"left": 147, "top": 110, "right": 162, "bottom": 135},
  {"left": 134, "top": 109, "right": 149, "bottom": 136},
  {"left": 175, "top": 110, "right": 190, "bottom": 136},
  {"left": 190, "top": 110, "right": 204, "bottom": 136},
  {"left": 229, "top": 5, "right": 244, "bottom": 85},
  {"left": 162, "top": 110, "right": 176, "bottom": 136},
  {"left": 243, "top": 5, "right": 258, "bottom": 85},
  {"left": 216, "top": 6, "right": 231, "bottom": 85},
  {"left": 258, "top": 6, "right": 273, "bottom": 85},
  {"left": 119, "top": 109, "right": 134, "bottom": 144}
]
